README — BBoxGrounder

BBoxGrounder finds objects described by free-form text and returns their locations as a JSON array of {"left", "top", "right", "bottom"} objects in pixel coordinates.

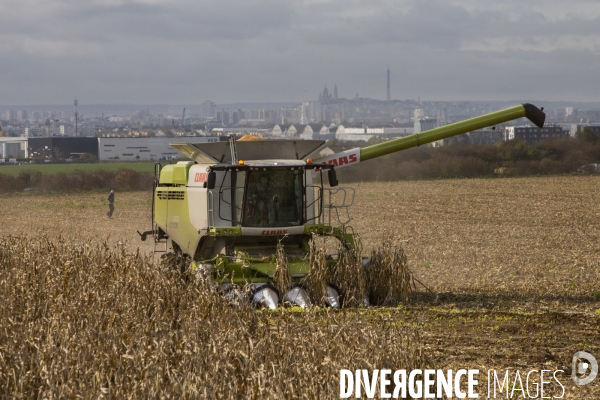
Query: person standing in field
[{"left": 107, "top": 190, "right": 115, "bottom": 218}]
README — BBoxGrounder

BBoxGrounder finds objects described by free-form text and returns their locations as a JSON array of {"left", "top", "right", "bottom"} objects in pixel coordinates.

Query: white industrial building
[
  {"left": 0, "top": 138, "right": 28, "bottom": 159},
  {"left": 98, "top": 136, "right": 223, "bottom": 161},
  {"left": 335, "top": 126, "right": 413, "bottom": 142}
]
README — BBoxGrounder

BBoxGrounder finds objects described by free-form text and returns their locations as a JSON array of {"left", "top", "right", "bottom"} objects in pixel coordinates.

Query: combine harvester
[{"left": 139, "top": 104, "right": 545, "bottom": 308}]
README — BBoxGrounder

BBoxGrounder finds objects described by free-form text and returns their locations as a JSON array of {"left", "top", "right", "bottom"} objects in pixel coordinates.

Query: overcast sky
[{"left": 1, "top": 0, "right": 600, "bottom": 105}]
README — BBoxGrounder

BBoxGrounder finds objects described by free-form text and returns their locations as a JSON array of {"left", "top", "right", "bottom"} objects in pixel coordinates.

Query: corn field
[{"left": 0, "top": 236, "right": 428, "bottom": 398}]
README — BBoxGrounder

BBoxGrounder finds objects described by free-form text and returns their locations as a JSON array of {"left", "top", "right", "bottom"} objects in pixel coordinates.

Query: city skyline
[{"left": 1, "top": 1, "right": 600, "bottom": 105}]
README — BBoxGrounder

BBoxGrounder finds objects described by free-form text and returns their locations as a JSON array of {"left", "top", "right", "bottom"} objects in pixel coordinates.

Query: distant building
[
  {"left": 299, "top": 103, "right": 308, "bottom": 125},
  {"left": 200, "top": 101, "right": 216, "bottom": 119},
  {"left": 217, "top": 110, "right": 230, "bottom": 125},
  {"left": 0, "top": 138, "right": 27, "bottom": 158},
  {"left": 436, "top": 108, "right": 448, "bottom": 123},
  {"left": 414, "top": 118, "right": 438, "bottom": 133},
  {"left": 271, "top": 124, "right": 290, "bottom": 136},
  {"left": 335, "top": 126, "right": 413, "bottom": 142},
  {"left": 503, "top": 125, "right": 567, "bottom": 144},
  {"left": 569, "top": 123, "right": 600, "bottom": 137},
  {"left": 307, "top": 101, "right": 321, "bottom": 123},
  {"left": 98, "top": 137, "right": 225, "bottom": 161},
  {"left": 5, "top": 110, "right": 16, "bottom": 121},
  {"left": 28, "top": 137, "right": 98, "bottom": 160},
  {"left": 318, "top": 86, "right": 334, "bottom": 104},
  {"left": 413, "top": 109, "right": 424, "bottom": 120},
  {"left": 299, "top": 124, "right": 333, "bottom": 140}
]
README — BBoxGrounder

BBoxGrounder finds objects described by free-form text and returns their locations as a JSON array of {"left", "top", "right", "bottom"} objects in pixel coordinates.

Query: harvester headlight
[{"left": 229, "top": 230, "right": 233, "bottom": 235}]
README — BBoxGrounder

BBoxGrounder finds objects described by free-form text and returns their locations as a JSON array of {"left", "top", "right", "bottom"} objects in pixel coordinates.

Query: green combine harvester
[{"left": 139, "top": 104, "right": 545, "bottom": 308}]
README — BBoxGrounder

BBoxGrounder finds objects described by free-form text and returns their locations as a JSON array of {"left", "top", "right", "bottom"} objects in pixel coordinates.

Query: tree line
[
  {"left": 337, "top": 130, "right": 600, "bottom": 182},
  {"left": 0, "top": 169, "right": 154, "bottom": 194},
  {"left": 1, "top": 130, "right": 599, "bottom": 194}
]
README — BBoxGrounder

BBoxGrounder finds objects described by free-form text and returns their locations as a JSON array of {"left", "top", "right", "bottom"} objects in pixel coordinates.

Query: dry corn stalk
[
  {"left": 366, "top": 233, "right": 414, "bottom": 306},
  {"left": 0, "top": 234, "right": 430, "bottom": 398},
  {"left": 273, "top": 240, "right": 292, "bottom": 300},
  {"left": 331, "top": 245, "right": 367, "bottom": 307},
  {"left": 301, "top": 237, "right": 330, "bottom": 304}
]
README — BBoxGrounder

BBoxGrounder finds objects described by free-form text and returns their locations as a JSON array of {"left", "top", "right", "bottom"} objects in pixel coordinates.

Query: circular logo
[{"left": 572, "top": 351, "right": 598, "bottom": 386}]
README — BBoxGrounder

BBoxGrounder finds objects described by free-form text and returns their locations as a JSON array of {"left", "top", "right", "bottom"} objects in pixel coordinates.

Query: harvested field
[
  {"left": 353, "top": 176, "right": 600, "bottom": 300},
  {"left": 1, "top": 175, "right": 599, "bottom": 397}
]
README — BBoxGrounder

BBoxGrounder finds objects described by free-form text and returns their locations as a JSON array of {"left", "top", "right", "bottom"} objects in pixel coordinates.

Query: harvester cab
[{"left": 139, "top": 103, "right": 546, "bottom": 309}]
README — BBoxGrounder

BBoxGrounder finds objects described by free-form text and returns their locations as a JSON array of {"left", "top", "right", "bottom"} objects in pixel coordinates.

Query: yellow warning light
[
  {"left": 306, "top": 158, "right": 313, "bottom": 164},
  {"left": 238, "top": 160, "right": 245, "bottom": 165}
]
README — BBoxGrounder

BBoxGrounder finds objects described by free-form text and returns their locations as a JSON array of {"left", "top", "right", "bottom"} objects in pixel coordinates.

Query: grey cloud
[
  {"left": 60, "top": 0, "right": 294, "bottom": 43},
  {"left": 1, "top": 0, "right": 600, "bottom": 104}
]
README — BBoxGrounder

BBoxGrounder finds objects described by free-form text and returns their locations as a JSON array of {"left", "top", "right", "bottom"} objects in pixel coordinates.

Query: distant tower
[
  {"left": 334, "top": 84, "right": 338, "bottom": 100},
  {"left": 74, "top": 99, "right": 78, "bottom": 137},
  {"left": 386, "top": 68, "right": 391, "bottom": 101}
]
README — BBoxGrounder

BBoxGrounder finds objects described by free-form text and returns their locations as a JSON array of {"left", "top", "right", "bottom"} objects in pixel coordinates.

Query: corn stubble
[{"left": 0, "top": 236, "right": 428, "bottom": 398}]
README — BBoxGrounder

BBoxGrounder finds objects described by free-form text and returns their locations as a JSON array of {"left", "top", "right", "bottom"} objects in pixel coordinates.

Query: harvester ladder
[
  {"left": 208, "top": 190, "right": 215, "bottom": 228},
  {"left": 228, "top": 134, "right": 238, "bottom": 164},
  {"left": 152, "top": 162, "right": 168, "bottom": 254}
]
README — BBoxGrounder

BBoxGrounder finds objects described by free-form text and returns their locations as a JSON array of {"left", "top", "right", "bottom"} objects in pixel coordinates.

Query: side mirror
[
  {"left": 207, "top": 171, "right": 217, "bottom": 189},
  {"left": 328, "top": 168, "right": 338, "bottom": 187}
]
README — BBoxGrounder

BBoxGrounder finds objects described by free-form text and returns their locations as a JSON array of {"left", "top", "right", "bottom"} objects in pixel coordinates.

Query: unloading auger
[{"left": 138, "top": 103, "right": 545, "bottom": 309}]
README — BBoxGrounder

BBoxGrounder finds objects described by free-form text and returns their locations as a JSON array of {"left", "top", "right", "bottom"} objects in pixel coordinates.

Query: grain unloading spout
[{"left": 313, "top": 103, "right": 546, "bottom": 167}]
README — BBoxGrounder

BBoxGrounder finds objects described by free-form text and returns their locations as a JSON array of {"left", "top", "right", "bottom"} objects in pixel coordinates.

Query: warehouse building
[
  {"left": 97, "top": 136, "right": 225, "bottom": 161},
  {"left": 503, "top": 125, "right": 567, "bottom": 144},
  {"left": 28, "top": 137, "right": 98, "bottom": 161},
  {"left": 0, "top": 138, "right": 28, "bottom": 159}
]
